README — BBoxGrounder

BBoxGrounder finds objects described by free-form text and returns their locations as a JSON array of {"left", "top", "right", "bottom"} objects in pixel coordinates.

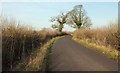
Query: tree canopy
[
  {"left": 50, "top": 12, "right": 67, "bottom": 32},
  {"left": 50, "top": 5, "right": 92, "bottom": 32},
  {"left": 67, "top": 5, "right": 92, "bottom": 29}
]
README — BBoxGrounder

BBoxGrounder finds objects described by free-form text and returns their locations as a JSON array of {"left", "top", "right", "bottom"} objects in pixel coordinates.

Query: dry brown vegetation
[
  {"left": 73, "top": 22, "right": 119, "bottom": 50},
  {"left": 13, "top": 37, "right": 60, "bottom": 71},
  {"left": 1, "top": 16, "right": 66, "bottom": 71},
  {"left": 73, "top": 22, "right": 119, "bottom": 60}
]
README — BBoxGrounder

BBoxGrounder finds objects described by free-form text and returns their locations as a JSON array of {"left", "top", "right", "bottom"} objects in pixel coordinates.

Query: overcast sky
[{"left": 1, "top": 2, "right": 118, "bottom": 31}]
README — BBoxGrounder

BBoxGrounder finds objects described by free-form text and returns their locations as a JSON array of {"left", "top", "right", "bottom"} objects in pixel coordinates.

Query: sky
[{"left": 1, "top": 2, "right": 118, "bottom": 31}]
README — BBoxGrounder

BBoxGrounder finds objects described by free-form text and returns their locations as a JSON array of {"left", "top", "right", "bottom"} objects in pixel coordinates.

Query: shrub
[
  {"left": 1, "top": 17, "right": 63, "bottom": 71},
  {"left": 73, "top": 22, "right": 119, "bottom": 50}
]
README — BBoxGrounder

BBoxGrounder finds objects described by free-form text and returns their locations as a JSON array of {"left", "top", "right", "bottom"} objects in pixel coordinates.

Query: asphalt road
[{"left": 48, "top": 35, "right": 118, "bottom": 71}]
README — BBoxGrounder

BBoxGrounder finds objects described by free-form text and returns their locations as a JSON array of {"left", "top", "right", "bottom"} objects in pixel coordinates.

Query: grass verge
[
  {"left": 73, "top": 37, "right": 119, "bottom": 61},
  {"left": 14, "top": 36, "right": 63, "bottom": 72}
]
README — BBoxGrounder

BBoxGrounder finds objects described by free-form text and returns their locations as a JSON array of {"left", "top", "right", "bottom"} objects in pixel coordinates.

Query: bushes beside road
[{"left": 1, "top": 17, "right": 66, "bottom": 71}]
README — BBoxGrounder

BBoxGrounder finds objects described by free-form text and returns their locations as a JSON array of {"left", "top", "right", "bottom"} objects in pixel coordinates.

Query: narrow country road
[{"left": 48, "top": 35, "right": 118, "bottom": 71}]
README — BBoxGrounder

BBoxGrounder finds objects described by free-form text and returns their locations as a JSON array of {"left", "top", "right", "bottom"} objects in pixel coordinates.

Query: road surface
[{"left": 48, "top": 35, "right": 118, "bottom": 71}]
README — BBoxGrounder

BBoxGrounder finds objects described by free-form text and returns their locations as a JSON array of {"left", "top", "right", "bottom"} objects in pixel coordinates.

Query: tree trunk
[
  {"left": 77, "top": 23, "right": 82, "bottom": 29},
  {"left": 58, "top": 24, "right": 63, "bottom": 32}
]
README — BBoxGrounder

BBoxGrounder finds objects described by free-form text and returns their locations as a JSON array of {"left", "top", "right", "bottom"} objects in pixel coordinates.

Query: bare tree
[
  {"left": 50, "top": 12, "right": 67, "bottom": 32},
  {"left": 67, "top": 5, "right": 92, "bottom": 29},
  {"left": 51, "top": 24, "right": 59, "bottom": 30}
]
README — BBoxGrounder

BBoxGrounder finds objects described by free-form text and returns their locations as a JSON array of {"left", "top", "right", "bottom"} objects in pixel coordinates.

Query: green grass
[{"left": 73, "top": 37, "right": 119, "bottom": 61}]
